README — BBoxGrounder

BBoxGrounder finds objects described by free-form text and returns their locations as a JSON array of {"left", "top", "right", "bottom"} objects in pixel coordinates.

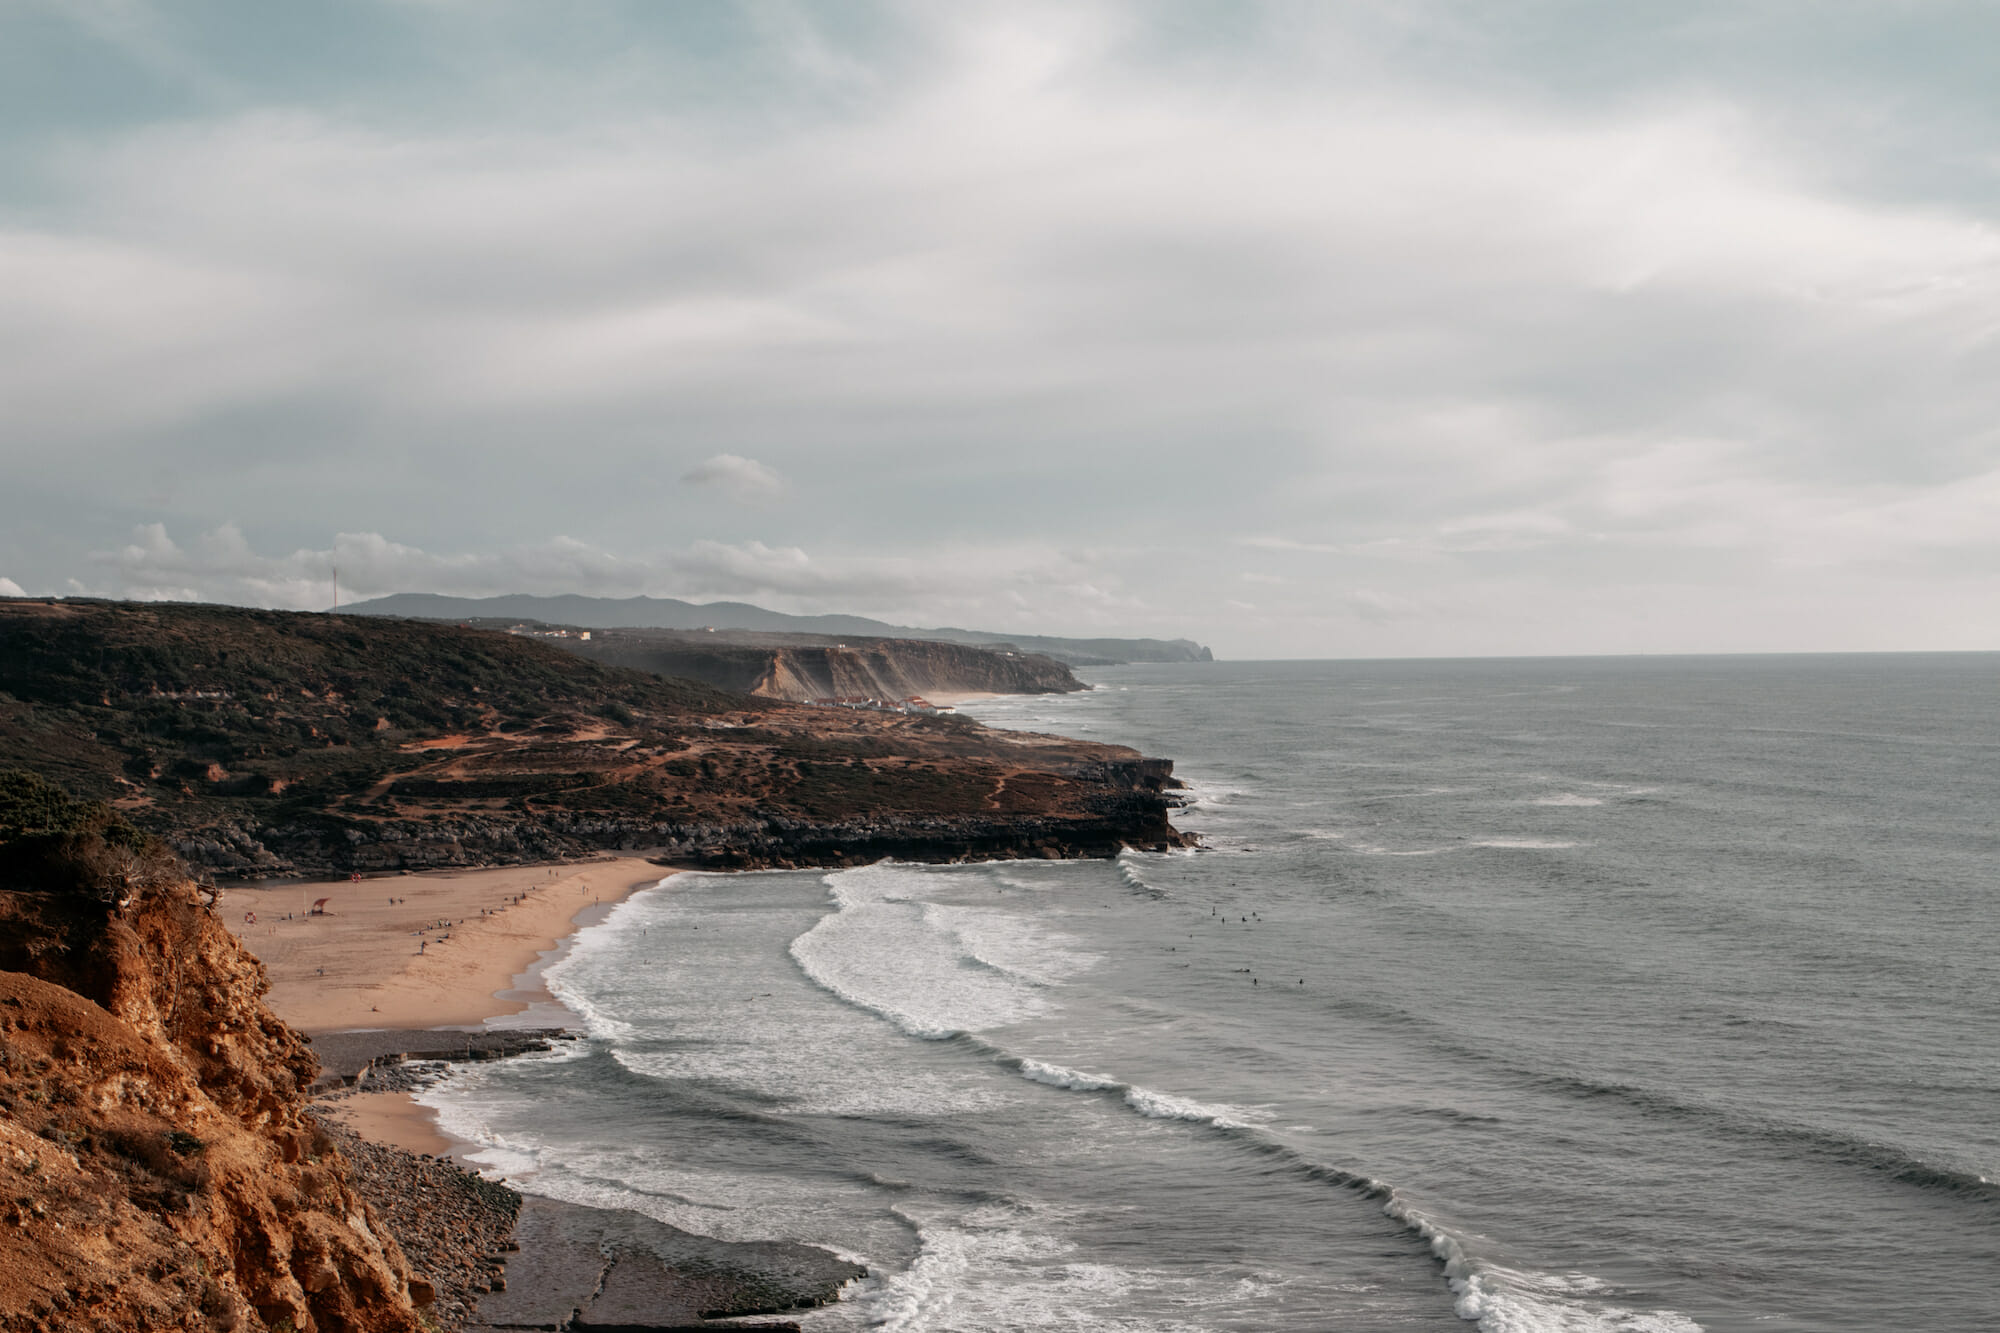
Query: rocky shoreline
[
  {"left": 314, "top": 1032, "right": 867, "bottom": 1333},
  {"left": 172, "top": 762, "right": 1190, "bottom": 880}
]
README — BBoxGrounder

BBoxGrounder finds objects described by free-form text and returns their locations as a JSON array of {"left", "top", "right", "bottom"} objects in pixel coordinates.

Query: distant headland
[{"left": 339, "top": 591, "right": 1215, "bottom": 666}]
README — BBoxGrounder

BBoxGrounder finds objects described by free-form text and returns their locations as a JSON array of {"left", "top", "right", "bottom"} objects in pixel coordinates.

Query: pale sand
[
  {"left": 317, "top": 1091, "right": 453, "bottom": 1157},
  {"left": 921, "top": 689, "right": 1000, "bottom": 706},
  {"left": 222, "top": 856, "right": 671, "bottom": 1035}
]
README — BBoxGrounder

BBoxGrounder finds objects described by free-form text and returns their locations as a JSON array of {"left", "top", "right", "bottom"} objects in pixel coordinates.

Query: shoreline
[
  {"left": 224, "top": 855, "right": 675, "bottom": 1159},
  {"left": 226, "top": 855, "right": 869, "bottom": 1329}
]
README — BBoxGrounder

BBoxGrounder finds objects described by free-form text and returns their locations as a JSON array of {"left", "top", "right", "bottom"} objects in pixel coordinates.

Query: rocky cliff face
[
  {"left": 0, "top": 782, "right": 423, "bottom": 1333},
  {"left": 566, "top": 629, "right": 1086, "bottom": 701}
]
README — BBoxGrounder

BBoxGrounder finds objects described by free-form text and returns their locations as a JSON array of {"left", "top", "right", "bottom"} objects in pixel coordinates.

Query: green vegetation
[
  {"left": 0, "top": 767, "right": 176, "bottom": 901},
  {"left": 783, "top": 759, "right": 996, "bottom": 817},
  {"left": 0, "top": 600, "right": 741, "bottom": 829}
]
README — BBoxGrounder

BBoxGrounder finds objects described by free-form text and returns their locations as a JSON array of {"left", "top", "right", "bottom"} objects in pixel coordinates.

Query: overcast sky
[{"left": 3, "top": 1, "right": 1996, "bottom": 658}]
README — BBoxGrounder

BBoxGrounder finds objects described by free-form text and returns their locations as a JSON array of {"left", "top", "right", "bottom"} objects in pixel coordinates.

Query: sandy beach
[
  {"left": 922, "top": 688, "right": 1000, "bottom": 706},
  {"left": 223, "top": 856, "right": 670, "bottom": 1154}
]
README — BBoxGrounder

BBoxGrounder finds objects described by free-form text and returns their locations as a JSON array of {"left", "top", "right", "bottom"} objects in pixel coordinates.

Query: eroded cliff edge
[
  {"left": 558, "top": 627, "right": 1088, "bottom": 702},
  {"left": 0, "top": 777, "right": 423, "bottom": 1333}
]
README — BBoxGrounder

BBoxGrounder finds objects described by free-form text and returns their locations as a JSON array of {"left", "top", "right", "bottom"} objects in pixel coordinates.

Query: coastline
[
  {"left": 224, "top": 855, "right": 673, "bottom": 1158},
  {"left": 223, "top": 855, "right": 873, "bottom": 1330},
  {"left": 223, "top": 854, "right": 671, "bottom": 1033}
]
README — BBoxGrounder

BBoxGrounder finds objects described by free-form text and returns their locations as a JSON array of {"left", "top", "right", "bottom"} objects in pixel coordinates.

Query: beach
[{"left": 222, "top": 855, "right": 670, "bottom": 1154}]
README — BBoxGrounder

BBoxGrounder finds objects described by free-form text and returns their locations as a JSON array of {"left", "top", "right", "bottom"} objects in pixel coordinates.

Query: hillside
[
  {"left": 342, "top": 592, "right": 1215, "bottom": 665},
  {"left": 0, "top": 600, "right": 1187, "bottom": 877},
  {"left": 553, "top": 628, "right": 1086, "bottom": 702}
]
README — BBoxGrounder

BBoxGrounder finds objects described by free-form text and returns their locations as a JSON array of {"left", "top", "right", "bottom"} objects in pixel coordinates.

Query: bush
[{"left": 0, "top": 768, "right": 180, "bottom": 902}]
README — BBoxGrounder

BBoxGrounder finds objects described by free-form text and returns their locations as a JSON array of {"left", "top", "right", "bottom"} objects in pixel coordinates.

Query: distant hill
[{"left": 340, "top": 593, "right": 1214, "bottom": 665}]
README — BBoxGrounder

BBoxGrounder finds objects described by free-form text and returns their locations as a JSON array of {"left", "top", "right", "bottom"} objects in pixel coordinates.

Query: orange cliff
[{"left": 0, "top": 782, "right": 425, "bottom": 1333}]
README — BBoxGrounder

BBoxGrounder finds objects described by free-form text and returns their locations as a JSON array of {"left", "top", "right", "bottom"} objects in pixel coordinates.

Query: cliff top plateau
[{"left": 0, "top": 599, "right": 1188, "bottom": 878}]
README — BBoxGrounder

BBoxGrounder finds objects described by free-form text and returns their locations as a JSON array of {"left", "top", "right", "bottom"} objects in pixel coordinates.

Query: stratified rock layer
[{"left": 564, "top": 628, "right": 1086, "bottom": 701}]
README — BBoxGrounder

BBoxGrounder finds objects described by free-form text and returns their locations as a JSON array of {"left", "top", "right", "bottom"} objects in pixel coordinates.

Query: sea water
[{"left": 421, "top": 655, "right": 2000, "bottom": 1331}]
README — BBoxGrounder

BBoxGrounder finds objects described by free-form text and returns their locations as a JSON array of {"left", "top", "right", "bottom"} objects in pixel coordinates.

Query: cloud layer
[{"left": 1, "top": 2, "right": 1995, "bottom": 655}]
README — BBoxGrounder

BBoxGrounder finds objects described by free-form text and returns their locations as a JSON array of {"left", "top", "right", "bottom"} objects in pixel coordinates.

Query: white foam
[
  {"left": 1385, "top": 1196, "right": 1703, "bottom": 1333},
  {"left": 1115, "top": 851, "right": 1173, "bottom": 898},
  {"left": 1471, "top": 839, "right": 1580, "bottom": 850},
  {"left": 921, "top": 901, "right": 1098, "bottom": 987},
  {"left": 788, "top": 865, "right": 1056, "bottom": 1038},
  {"left": 1532, "top": 794, "right": 1604, "bottom": 807},
  {"left": 1017, "top": 1059, "right": 1120, "bottom": 1091},
  {"left": 1122, "top": 1084, "right": 1267, "bottom": 1129},
  {"left": 1346, "top": 843, "right": 1452, "bottom": 857},
  {"left": 538, "top": 883, "right": 678, "bottom": 1041},
  {"left": 413, "top": 1069, "right": 548, "bottom": 1180},
  {"left": 864, "top": 1210, "right": 1072, "bottom": 1332},
  {"left": 860, "top": 1206, "right": 1230, "bottom": 1333},
  {"left": 609, "top": 1045, "right": 1014, "bottom": 1116}
]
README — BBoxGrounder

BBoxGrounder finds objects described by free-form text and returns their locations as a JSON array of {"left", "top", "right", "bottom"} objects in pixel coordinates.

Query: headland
[{"left": 0, "top": 597, "right": 1196, "bottom": 1331}]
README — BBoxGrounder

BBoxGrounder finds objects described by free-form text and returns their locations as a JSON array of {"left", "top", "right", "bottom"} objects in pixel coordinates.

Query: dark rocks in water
[
  {"left": 468, "top": 1196, "right": 862, "bottom": 1333},
  {"left": 304, "top": 1026, "right": 577, "bottom": 1089}
]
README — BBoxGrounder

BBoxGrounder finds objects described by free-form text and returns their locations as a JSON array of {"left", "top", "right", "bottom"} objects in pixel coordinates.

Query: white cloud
[
  {"left": 3, "top": 4, "right": 1997, "bottom": 655},
  {"left": 1348, "top": 589, "right": 1427, "bottom": 624},
  {"left": 680, "top": 453, "right": 786, "bottom": 503},
  {"left": 0, "top": 577, "right": 26, "bottom": 597}
]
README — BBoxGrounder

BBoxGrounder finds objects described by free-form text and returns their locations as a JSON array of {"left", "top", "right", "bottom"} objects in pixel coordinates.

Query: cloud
[
  {"left": 0, "top": 577, "right": 26, "bottom": 597},
  {"left": 3, "top": 4, "right": 1997, "bottom": 655},
  {"left": 78, "top": 523, "right": 1169, "bottom": 635},
  {"left": 680, "top": 453, "right": 786, "bottom": 503},
  {"left": 1348, "top": 589, "right": 1427, "bottom": 624}
]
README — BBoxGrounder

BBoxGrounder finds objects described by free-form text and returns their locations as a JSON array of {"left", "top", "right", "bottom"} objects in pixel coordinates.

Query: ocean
[{"left": 421, "top": 655, "right": 2000, "bottom": 1331}]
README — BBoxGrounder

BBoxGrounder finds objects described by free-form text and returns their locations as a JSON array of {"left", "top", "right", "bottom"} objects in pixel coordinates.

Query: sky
[{"left": 2, "top": 1, "right": 1997, "bottom": 659}]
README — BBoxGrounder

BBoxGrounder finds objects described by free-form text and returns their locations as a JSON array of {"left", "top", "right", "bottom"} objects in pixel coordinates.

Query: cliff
[
  {"left": 0, "top": 601, "right": 1188, "bottom": 879},
  {"left": 560, "top": 628, "right": 1085, "bottom": 702},
  {"left": 0, "top": 773, "right": 423, "bottom": 1333}
]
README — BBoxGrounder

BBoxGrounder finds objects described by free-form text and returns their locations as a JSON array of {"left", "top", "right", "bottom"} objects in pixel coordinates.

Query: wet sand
[
  {"left": 317, "top": 1090, "right": 453, "bottom": 1156},
  {"left": 224, "top": 857, "right": 672, "bottom": 1156}
]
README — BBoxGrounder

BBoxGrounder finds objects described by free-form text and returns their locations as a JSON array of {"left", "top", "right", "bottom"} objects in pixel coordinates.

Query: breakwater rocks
[
  {"left": 304, "top": 1028, "right": 577, "bottom": 1093},
  {"left": 468, "top": 1196, "right": 863, "bottom": 1333},
  {"left": 310, "top": 1032, "right": 865, "bottom": 1332}
]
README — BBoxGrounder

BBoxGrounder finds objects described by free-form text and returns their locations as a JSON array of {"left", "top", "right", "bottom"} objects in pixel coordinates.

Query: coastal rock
[
  {"left": 0, "top": 880, "right": 424, "bottom": 1333},
  {"left": 467, "top": 1196, "right": 863, "bottom": 1333},
  {"left": 565, "top": 627, "right": 1088, "bottom": 702},
  {"left": 0, "top": 600, "right": 1191, "bottom": 884}
]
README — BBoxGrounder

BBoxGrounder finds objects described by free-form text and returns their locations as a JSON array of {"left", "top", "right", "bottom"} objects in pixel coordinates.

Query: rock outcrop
[
  {"left": 0, "top": 775, "right": 423, "bottom": 1333},
  {"left": 563, "top": 629, "right": 1085, "bottom": 702}
]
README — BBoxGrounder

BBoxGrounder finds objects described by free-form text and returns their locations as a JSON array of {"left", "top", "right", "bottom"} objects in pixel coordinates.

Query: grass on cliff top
[{"left": 0, "top": 599, "right": 745, "bottom": 819}]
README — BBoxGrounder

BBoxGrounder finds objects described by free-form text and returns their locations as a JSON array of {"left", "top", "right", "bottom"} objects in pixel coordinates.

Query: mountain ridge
[{"left": 340, "top": 592, "right": 1214, "bottom": 665}]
